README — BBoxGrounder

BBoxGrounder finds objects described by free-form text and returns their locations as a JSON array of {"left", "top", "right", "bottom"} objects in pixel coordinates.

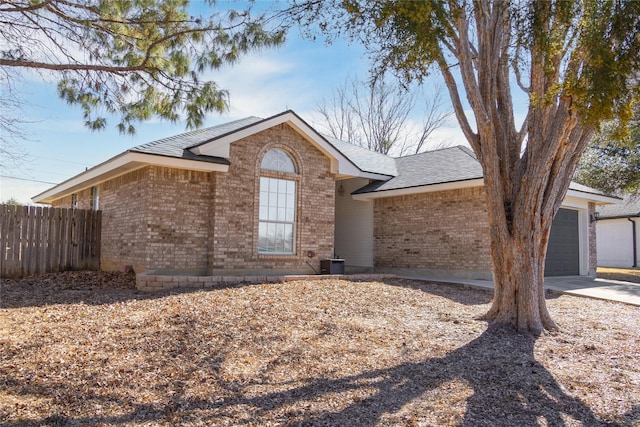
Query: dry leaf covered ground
[{"left": 1, "top": 272, "right": 639, "bottom": 426}]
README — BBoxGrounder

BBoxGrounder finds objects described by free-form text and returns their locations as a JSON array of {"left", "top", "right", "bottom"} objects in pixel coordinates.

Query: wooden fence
[{"left": 1, "top": 205, "right": 101, "bottom": 278}]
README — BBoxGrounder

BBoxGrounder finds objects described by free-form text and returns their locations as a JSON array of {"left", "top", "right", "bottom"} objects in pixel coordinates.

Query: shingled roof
[
  {"left": 33, "top": 110, "right": 620, "bottom": 205},
  {"left": 128, "top": 116, "right": 265, "bottom": 164},
  {"left": 325, "top": 137, "right": 397, "bottom": 177},
  {"left": 125, "top": 115, "right": 613, "bottom": 200},
  {"left": 353, "top": 146, "right": 482, "bottom": 194},
  {"left": 596, "top": 194, "right": 640, "bottom": 218}
]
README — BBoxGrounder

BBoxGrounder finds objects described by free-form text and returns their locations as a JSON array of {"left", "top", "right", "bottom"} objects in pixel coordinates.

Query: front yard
[{"left": 1, "top": 272, "right": 638, "bottom": 426}]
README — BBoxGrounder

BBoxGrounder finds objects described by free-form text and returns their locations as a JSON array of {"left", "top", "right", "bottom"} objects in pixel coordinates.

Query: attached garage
[{"left": 545, "top": 208, "right": 580, "bottom": 276}]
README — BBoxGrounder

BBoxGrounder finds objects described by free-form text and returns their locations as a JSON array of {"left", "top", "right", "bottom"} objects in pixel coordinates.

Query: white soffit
[
  {"left": 565, "top": 189, "right": 620, "bottom": 205},
  {"left": 190, "top": 111, "right": 369, "bottom": 178},
  {"left": 33, "top": 152, "right": 228, "bottom": 204}
]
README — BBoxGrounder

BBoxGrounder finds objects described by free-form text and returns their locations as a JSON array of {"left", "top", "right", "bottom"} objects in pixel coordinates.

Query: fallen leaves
[{"left": 0, "top": 273, "right": 638, "bottom": 426}]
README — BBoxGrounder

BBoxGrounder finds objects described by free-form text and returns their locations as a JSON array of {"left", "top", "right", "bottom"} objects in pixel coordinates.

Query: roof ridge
[
  {"left": 456, "top": 145, "right": 478, "bottom": 159},
  {"left": 394, "top": 144, "right": 469, "bottom": 159},
  {"left": 134, "top": 116, "right": 264, "bottom": 150}
]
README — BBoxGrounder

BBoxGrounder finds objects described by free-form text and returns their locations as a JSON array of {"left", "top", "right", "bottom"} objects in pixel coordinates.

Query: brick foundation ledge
[{"left": 136, "top": 272, "right": 396, "bottom": 292}]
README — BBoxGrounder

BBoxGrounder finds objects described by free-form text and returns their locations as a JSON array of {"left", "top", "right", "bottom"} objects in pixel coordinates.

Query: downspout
[{"left": 629, "top": 217, "right": 638, "bottom": 268}]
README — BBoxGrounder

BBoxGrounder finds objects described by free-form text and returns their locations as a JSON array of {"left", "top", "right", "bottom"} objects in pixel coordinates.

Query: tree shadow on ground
[
  {"left": 221, "top": 327, "right": 625, "bottom": 426},
  {"left": 3, "top": 328, "right": 633, "bottom": 426},
  {"left": 383, "top": 278, "right": 494, "bottom": 305}
]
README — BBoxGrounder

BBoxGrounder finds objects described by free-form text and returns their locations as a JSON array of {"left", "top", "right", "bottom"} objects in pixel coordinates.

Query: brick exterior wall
[
  {"left": 49, "top": 123, "right": 335, "bottom": 275},
  {"left": 144, "top": 167, "right": 212, "bottom": 272},
  {"left": 373, "top": 187, "right": 493, "bottom": 277},
  {"left": 209, "top": 124, "right": 335, "bottom": 274},
  {"left": 99, "top": 168, "right": 152, "bottom": 272},
  {"left": 588, "top": 202, "right": 597, "bottom": 276},
  {"left": 52, "top": 188, "right": 93, "bottom": 210}
]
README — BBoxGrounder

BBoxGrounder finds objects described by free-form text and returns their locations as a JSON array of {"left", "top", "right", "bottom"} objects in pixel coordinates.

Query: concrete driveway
[
  {"left": 544, "top": 276, "right": 640, "bottom": 306},
  {"left": 402, "top": 275, "right": 640, "bottom": 307}
]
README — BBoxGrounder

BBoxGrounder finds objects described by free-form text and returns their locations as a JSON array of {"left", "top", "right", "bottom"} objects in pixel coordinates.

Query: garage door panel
[{"left": 545, "top": 208, "right": 580, "bottom": 276}]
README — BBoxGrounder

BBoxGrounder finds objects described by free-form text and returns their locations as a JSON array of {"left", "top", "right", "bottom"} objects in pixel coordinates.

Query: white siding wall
[
  {"left": 597, "top": 218, "right": 639, "bottom": 267},
  {"left": 335, "top": 178, "right": 374, "bottom": 267}
]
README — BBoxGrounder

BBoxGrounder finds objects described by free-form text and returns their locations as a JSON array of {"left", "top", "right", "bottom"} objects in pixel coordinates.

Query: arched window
[
  {"left": 260, "top": 148, "right": 297, "bottom": 173},
  {"left": 258, "top": 149, "right": 297, "bottom": 254}
]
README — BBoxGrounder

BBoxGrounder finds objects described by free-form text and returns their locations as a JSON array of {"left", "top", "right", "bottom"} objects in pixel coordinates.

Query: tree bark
[{"left": 483, "top": 192, "right": 558, "bottom": 335}]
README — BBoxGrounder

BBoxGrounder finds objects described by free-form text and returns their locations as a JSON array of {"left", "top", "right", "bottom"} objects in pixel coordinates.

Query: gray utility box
[{"left": 320, "top": 259, "right": 345, "bottom": 275}]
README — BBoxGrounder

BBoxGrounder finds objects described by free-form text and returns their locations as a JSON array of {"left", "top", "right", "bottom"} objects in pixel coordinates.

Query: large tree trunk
[
  {"left": 434, "top": 1, "right": 597, "bottom": 334},
  {"left": 483, "top": 191, "right": 558, "bottom": 335}
]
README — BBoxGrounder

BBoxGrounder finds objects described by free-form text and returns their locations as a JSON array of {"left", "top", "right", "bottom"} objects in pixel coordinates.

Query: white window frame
[
  {"left": 258, "top": 176, "right": 296, "bottom": 255},
  {"left": 258, "top": 148, "right": 298, "bottom": 255}
]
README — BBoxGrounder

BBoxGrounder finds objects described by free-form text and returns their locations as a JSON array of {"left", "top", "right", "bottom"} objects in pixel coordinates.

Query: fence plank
[
  {"left": 18, "top": 206, "right": 28, "bottom": 277},
  {"left": 48, "top": 207, "right": 58, "bottom": 273},
  {"left": 0, "top": 205, "right": 101, "bottom": 278},
  {"left": 34, "top": 206, "right": 43, "bottom": 274},
  {"left": 0, "top": 205, "right": 10, "bottom": 276},
  {"left": 5, "top": 205, "right": 17, "bottom": 276}
]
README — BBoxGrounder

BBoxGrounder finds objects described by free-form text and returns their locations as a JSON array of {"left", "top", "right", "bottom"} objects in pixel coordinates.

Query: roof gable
[
  {"left": 130, "top": 116, "right": 261, "bottom": 161},
  {"left": 187, "top": 110, "right": 388, "bottom": 179}
]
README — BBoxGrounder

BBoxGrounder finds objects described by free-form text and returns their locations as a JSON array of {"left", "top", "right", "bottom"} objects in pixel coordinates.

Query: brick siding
[
  {"left": 49, "top": 123, "right": 335, "bottom": 274},
  {"left": 373, "top": 187, "right": 492, "bottom": 273},
  {"left": 99, "top": 168, "right": 152, "bottom": 272},
  {"left": 210, "top": 124, "right": 335, "bottom": 273}
]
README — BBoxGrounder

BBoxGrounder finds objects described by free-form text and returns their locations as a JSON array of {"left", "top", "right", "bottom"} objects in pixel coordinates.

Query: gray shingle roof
[
  {"left": 353, "top": 146, "right": 483, "bottom": 194},
  {"left": 120, "top": 113, "right": 621, "bottom": 203},
  {"left": 596, "top": 194, "right": 640, "bottom": 218},
  {"left": 325, "top": 137, "right": 397, "bottom": 176},
  {"left": 129, "top": 116, "right": 264, "bottom": 164}
]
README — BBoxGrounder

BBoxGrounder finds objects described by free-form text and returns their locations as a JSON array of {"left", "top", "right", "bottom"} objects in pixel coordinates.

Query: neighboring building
[
  {"left": 33, "top": 110, "right": 617, "bottom": 279},
  {"left": 596, "top": 194, "right": 640, "bottom": 268}
]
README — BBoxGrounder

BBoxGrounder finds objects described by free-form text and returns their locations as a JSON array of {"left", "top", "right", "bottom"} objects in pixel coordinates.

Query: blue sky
[{"left": 0, "top": 4, "right": 471, "bottom": 205}]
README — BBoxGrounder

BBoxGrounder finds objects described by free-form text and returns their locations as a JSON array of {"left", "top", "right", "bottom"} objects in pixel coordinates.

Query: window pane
[
  {"left": 260, "top": 149, "right": 296, "bottom": 173},
  {"left": 284, "top": 224, "right": 293, "bottom": 252},
  {"left": 258, "top": 176, "right": 296, "bottom": 254},
  {"left": 258, "top": 222, "right": 268, "bottom": 251}
]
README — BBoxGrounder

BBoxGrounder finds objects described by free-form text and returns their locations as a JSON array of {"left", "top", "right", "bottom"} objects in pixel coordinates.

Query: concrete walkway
[{"left": 399, "top": 274, "right": 640, "bottom": 307}]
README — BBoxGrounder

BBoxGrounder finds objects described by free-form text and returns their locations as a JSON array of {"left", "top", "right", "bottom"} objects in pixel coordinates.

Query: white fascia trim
[
  {"left": 352, "top": 178, "right": 485, "bottom": 200},
  {"left": 33, "top": 152, "right": 228, "bottom": 204},
  {"left": 350, "top": 180, "right": 618, "bottom": 204},
  {"left": 565, "top": 189, "right": 620, "bottom": 205},
  {"left": 191, "top": 111, "right": 365, "bottom": 178}
]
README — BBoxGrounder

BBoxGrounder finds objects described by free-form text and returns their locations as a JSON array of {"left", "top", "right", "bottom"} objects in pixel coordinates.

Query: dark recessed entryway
[{"left": 545, "top": 208, "right": 580, "bottom": 276}]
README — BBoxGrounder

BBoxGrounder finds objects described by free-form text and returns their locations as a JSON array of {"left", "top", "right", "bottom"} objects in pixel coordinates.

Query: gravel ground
[{"left": 1, "top": 272, "right": 639, "bottom": 426}]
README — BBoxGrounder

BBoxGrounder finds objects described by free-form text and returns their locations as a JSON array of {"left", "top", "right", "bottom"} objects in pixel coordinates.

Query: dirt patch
[
  {"left": 1, "top": 272, "right": 638, "bottom": 426},
  {"left": 597, "top": 267, "right": 640, "bottom": 284}
]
